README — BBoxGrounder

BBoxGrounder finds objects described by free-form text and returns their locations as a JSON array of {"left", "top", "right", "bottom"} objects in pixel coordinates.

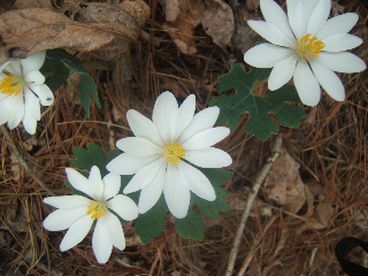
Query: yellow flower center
[
  {"left": 162, "top": 142, "right": 186, "bottom": 166},
  {"left": 295, "top": 34, "right": 325, "bottom": 61},
  {"left": 87, "top": 201, "right": 107, "bottom": 219},
  {"left": 0, "top": 72, "right": 23, "bottom": 95}
]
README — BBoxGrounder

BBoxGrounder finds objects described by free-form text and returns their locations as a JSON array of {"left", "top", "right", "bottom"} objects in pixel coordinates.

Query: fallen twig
[
  {"left": 0, "top": 126, "right": 54, "bottom": 195},
  {"left": 225, "top": 135, "right": 283, "bottom": 276}
]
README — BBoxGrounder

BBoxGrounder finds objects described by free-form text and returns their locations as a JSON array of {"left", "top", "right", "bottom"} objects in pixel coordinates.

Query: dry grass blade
[{"left": 225, "top": 135, "right": 283, "bottom": 276}]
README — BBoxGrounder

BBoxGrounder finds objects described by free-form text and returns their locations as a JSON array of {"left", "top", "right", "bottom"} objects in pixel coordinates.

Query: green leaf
[
  {"left": 79, "top": 74, "right": 101, "bottom": 117},
  {"left": 175, "top": 209, "right": 205, "bottom": 240},
  {"left": 193, "top": 169, "right": 232, "bottom": 218},
  {"left": 210, "top": 64, "right": 305, "bottom": 140},
  {"left": 69, "top": 143, "right": 108, "bottom": 175},
  {"left": 41, "top": 49, "right": 101, "bottom": 117},
  {"left": 135, "top": 197, "right": 168, "bottom": 244}
]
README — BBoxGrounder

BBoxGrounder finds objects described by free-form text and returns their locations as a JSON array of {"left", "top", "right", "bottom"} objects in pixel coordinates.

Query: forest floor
[{"left": 0, "top": 0, "right": 367, "bottom": 275}]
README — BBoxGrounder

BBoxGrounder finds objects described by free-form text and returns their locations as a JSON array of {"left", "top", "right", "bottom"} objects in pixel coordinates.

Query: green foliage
[
  {"left": 193, "top": 169, "right": 232, "bottom": 219},
  {"left": 69, "top": 143, "right": 108, "bottom": 175},
  {"left": 135, "top": 197, "right": 168, "bottom": 244},
  {"left": 210, "top": 64, "right": 305, "bottom": 140},
  {"left": 135, "top": 169, "right": 232, "bottom": 242},
  {"left": 175, "top": 209, "right": 205, "bottom": 241},
  {"left": 41, "top": 49, "right": 101, "bottom": 117}
]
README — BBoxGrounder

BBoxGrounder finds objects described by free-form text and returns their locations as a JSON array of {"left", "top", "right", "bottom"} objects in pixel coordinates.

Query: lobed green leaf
[{"left": 211, "top": 64, "right": 305, "bottom": 140}]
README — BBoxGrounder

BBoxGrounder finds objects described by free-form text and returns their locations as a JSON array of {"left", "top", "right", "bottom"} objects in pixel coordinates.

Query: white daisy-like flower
[
  {"left": 43, "top": 166, "right": 139, "bottom": 264},
  {"left": 0, "top": 52, "right": 54, "bottom": 134},
  {"left": 243, "top": 0, "right": 366, "bottom": 106},
  {"left": 106, "top": 91, "right": 232, "bottom": 219}
]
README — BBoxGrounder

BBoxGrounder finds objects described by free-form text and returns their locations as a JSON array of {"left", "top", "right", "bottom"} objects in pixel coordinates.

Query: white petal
[
  {"left": 293, "top": 59, "right": 321, "bottom": 106},
  {"left": 126, "top": 109, "right": 163, "bottom": 146},
  {"left": 43, "top": 206, "right": 88, "bottom": 231},
  {"left": 182, "top": 127, "right": 230, "bottom": 150},
  {"left": 92, "top": 219, "right": 113, "bottom": 264},
  {"left": 107, "top": 194, "right": 139, "bottom": 221},
  {"left": 65, "top": 168, "right": 95, "bottom": 199},
  {"left": 29, "top": 83, "right": 54, "bottom": 106},
  {"left": 152, "top": 91, "right": 179, "bottom": 142},
  {"left": 179, "top": 106, "right": 220, "bottom": 143},
  {"left": 0, "top": 95, "right": 12, "bottom": 125},
  {"left": 303, "top": 0, "right": 320, "bottom": 20},
  {"left": 178, "top": 162, "right": 215, "bottom": 201},
  {"left": 307, "top": 0, "right": 331, "bottom": 35},
  {"left": 175, "top": 94, "right": 196, "bottom": 139},
  {"left": 268, "top": 55, "right": 298, "bottom": 90},
  {"left": 25, "top": 70, "right": 45, "bottom": 84},
  {"left": 24, "top": 87, "right": 41, "bottom": 121},
  {"left": 7, "top": 60, "right": 22, "bottom": 75},
  {"left": 163, "top": 165, "right": 190, "bottom": 218},
  {"left": 43, "top": 195, "right": 89, "bottom": 209},
  {"left": 317, "top": 52, "right": 367, "bottom": 73},
  {"left": 88, "top": 166, "right": 104, "bottom": 201},
  {"left": 287, "top": 0, "right": 306, "bottom": 38},
  {"left": 103, "top": 211, "right": 125, "bottom": 250},
  {"left": 6, "top": 95, "right": 24, "bottom": 130},
  {"left": 310, "top": 60, "right": 345, "bottom": 101},
  {"left": 316, "top": 13, "right": 359, "bottom": 39},
  {"left": 123, "top": 158, "right": 165, "bottom": 194},
  {"left": 60, "top": 215, "right": 93, "bottom": 251},
  {"left": 22, "top": 113, "right": 37, "bottom": 135},
  {"left": 138, "top": 164, "right": 165, "bottom": 214},
  {"left": 24, "top": 88, "right": 41, "bottom": 119},
  {"left": 243, "top": 43, "right": 293, "bottom": 68},
  {"left": 0, "top": 60, "right": 11, "bottom": 73},
  {"left": 106, "top": 152, "right": 160, "bottom": 175},
  {"left": 116, "top": 137, "right": 162, "bottom": 157},
  {"left": 21, "top": 52, "right": 46, "bottom": 74},
  {"left": 248, "top": 20, "right": 294, "bottom": 47},
  {"left": 260, "top": 0, "right": 295, "bottom": 40},
  {"left": 185, "top": 147, "right": 232, "bottom": 168},
  {"left": 323, "top": 34, "right": 363, "bottom": 52},
  {"left": 102, "top": 173, "right": 121, "bottom": 201}
]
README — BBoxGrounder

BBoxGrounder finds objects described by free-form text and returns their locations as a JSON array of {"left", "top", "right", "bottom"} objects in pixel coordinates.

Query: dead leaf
[
  {"left": 0, "top": 0, "right": 150, "bottom": 63},
  {"left": 201, "top": 0, "right": 234, "bottom": 47},
  {"left": 263, "top": 147, "right": 306, "bottom": 214},
  {"left": 231, "top": 6, "right": 260, "bottom": 53},
  {"left": 354, "top": 207, "right": 368, "bottom": 231},
  {"left": 165, "top": 0, "right": 181, "bottom": 22},
  {"left": 297, "top": 200, "right": 336, "bottom": 233},
  {"left": 246, "top": 0, "right": 259, "bottom": 11},
  {"left": 14, "top": 0, "right": 52, "bottom": 9},
  {"left": 163, "top": 0, "right": 205, "bottom": 54}
]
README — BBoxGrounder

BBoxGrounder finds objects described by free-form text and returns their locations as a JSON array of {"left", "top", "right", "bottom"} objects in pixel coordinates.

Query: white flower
[
  {"left": 0, "top": 52, "right": 54, "bottom": 134},
  {"left": 243, "top": 0, "right": 366, "bottom": 106},
  {"left": 43, "top": 166, "right": 139, "bottom": 264},
  {"left": 106, "top": 91, "right": 232, "bottom": 219}
]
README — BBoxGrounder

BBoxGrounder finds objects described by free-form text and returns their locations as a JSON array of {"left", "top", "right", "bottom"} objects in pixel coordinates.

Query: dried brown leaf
[
  {"left": 163, "top": 0, "right": 205, "bottom": 54},
  {"left": 14, "top": 0, "right": 52, "bottom": 9},
  {"left": 263, "top": 147, "right": 306, "bottom": 214},
  {"left": 201, "top": 0, "right": 234, "bottom": 47},
  {"left": 0, "top": 0, "right": 150, "bottom": 62}
]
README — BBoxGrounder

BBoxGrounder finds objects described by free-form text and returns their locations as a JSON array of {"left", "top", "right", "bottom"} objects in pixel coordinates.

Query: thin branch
[
  {"left": 1, "top": 126, "right": 54, "bottom": 195},
  {"left": 225, "top": 135, "right": 283, "bottom": 276}
]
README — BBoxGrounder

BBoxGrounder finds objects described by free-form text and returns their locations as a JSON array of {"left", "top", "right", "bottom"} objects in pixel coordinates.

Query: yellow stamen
[
  {"left": 162, "top": 142, "right": 186, "bottom": 166},
  {"left": 295, "top": 34, "right": 325, "bottom": 61},
  {"left": 0, "top": 73, "right": 23, "bottom": 95},
  {"left": 87, "top": 201, "right": 107, "bottom": 219}
]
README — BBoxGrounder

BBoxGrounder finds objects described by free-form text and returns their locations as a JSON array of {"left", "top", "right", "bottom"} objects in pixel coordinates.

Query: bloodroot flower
[
  {"left": 43, "top": 166, "right": 139, "bottom": 264},
  {"left": 243, "top": 0, "right": 366, "bottom": 106},
  {"left": 107, "top": 91, "right": 232, "bottom": 219},
  {"left": 0, "top": 52, "right": 54, "bottom": 134}
]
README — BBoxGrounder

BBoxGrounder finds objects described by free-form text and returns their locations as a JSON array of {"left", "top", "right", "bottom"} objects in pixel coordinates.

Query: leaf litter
[{"left": 0, "top": 0, "right": 367, "bottom": 275}]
